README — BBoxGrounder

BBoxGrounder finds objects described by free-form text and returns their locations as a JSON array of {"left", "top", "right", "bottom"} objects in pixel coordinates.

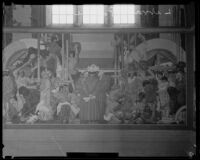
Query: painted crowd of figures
[{"left": 3, "top": 59, "right": 186, "bottom": 124}]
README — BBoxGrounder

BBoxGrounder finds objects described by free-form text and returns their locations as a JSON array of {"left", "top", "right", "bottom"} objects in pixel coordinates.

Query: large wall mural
[{"left": 3, "top": 35, "right": 187, "bottom": 125}]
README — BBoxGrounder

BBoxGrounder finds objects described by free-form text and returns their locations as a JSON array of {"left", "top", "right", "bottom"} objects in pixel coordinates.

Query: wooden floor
[{"left": 3, "top": 128, "right": 196, "bottom": 157}]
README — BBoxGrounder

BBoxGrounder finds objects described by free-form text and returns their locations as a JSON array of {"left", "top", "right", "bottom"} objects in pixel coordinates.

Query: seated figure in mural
[
  {"left": 111, "top": 71, "right": 135, "bottom": 124},
  {"left": 76, "top": 64, "right": 108, "bottom": 124},
  {"left": 50, "top": 76, "right": 63, "bottom": 115},
  {"left": 166, "top": 62, "right": 186, "bottom": 115},
  {"left": 141, "top": 79, "right": 160, "bottom": 123},
  {"left": 6, "top": 96, "right": 21, "bottom": 124},
  {"left": 104, "top": 90, "right": 121, "bottom": 123},
  {"left": 126, "top": 72, "right": 144, "bottom": 108},
  {"left": 118, "top": 95, "right": 136, "bottom": 124},
  {"left": 130, "top": 92, "right": 146, "bottom": 124},
  {"left": 15, "top": 70, "right": 29, "bottom": 89},
  {"left": 18, "top": 86, "right": 40, "bottom": 121},
  {"left": 15, "top": 69, "right": 37, "bottom": 89},
  {"left": 35, "top": 69, "right": 53, "bottom": 121},
  {"left": 135, "top": 92, "right": 146, "bottom": 113},
  {"left": 104, "top": 72, "right": 137, "bottom": 124},
  {"left": 53, "top": 83, "right": 80, "bottom": 124},
  {"left": 104, "top": 79, "right": 126, "bottom": 124},
  {"left": 143, "top": 79, "right": 158, "bottom": 104}
]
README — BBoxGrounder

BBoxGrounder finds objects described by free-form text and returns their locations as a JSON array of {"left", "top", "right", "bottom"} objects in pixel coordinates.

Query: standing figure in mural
[
  {"left": 157, "top": 76, "right": 170, "bottom": 118},
  {"left": 45, "top": 40, "right": 61, "bottom": 77},
  {"left": 127, "top": 72, "right": 144, "bottom": 106},
  {"left": 69, "top": 42, "right": 81, "bottom": 85},
  {"left": 73, "top": 42, "right": 81, "bottom": 63},
  {"left": 175, "top": 70, "right": 186, "bottom": 110},
  {"left": 167, "top": 71, "right": 179, "bottom": 115},
  {"left": 76, "top": 64, "right": 107, "bottom": 124},
  {"left": 111, "top": 34, "right": 122, "bottom": 68},
  {"left": 68, "top": 50, "right": 79, "bottom": 83},
  {"left": 35, "top": 69, "right": 53, "bottom": 121},
  {"left": 175, "top": 61, "right": 186, "bottom": 111},
  {"left": 48, "top": 37, "right": 63, "bottom": 79},
  {"left": 3, "top": 70, "right": 17, "bottom": 123}
]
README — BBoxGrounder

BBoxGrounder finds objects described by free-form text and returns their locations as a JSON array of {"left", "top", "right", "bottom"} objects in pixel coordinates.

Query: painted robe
[
  {"left": 36, "top": 78, "right": 53, "bottom": 121},
  {"left": 76, "top": 74, "right": 107, "bottom": 123},
  {"left": 127, "top": 77, "right": 143, "bottom": 105},
  {"left": 3, "top": 74, "right": 17, "bottom": 119},
  {"left": 158, "top": 81, "right": 170, "bottom": 108}
]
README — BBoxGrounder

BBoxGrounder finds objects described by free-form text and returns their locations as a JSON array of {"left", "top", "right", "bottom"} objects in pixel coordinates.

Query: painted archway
[
  {"left": 136, "top": 38, "right": 186, "bottom": 63},
  {"left": 3, "top": 38, "right": 45, "bottom": 71}
]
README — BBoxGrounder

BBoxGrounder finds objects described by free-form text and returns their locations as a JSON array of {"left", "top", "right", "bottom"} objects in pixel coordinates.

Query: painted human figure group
[
  {"left": 104, "top": 61, "right": 186, "bottom": 124},
  {"left": 3, "top": 63, "right": 111, "bottom": 124},
  {"left": 3, "top": 60, "right": 186, "bottom": 124}
]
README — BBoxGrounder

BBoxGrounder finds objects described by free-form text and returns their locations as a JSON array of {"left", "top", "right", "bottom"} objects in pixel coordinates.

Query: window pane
[
  {"left": 128, "top": 15, "right": 135, "bottom": 23},
  {"left": 128, "top": 5, "right": 135, "bottom": 14},
  {"left": 83, "top": 5, "right": 104, "bottom": 24},
  {"left": 83, "top": 15, "right": 90, "bottom": 23},
  {"left": 66, "top": 15, "right": 73, "bottom": 24},
  {"left": 52, "top": 5, "right": 59, "bottom": 14},
  {"left": 120, "top": 5, "right": 127, "bottom": 14},
  {"left": 114, "top": 15, "right": 120, "bottom": 23},
  {"left": 60, "top": 15, "right": 67, "bottom": 24},
  {"left": 83, "top": 5, "right": 90, "bottom": 14},
  {"left": 97, "top": 15, "right": 104, "bottom": 24},
  {"left": 113, "top": 5, "right": 120, "bottom": 14},
  {"left": 66, "top": 5, "right": 73, "bottom": 14},
  {"left": 52, "top": 5, "right": 73, "bottom": 24},
  {"left": 60, "top": 6, "right": 67, "bottom": 14},
  {"left": 90, "top": 15, "right": 96, "bottom": 23},
  {"left": 121, "top": 15, "right": 127, "bottom": 23},
  {"left": 97, "top": 6, "right": 104, "bottom": 15},
  {"left": 113, "top": 5, "right": 136, "bottom": 24},
  {"left": 90, "top": 6, "right": 96, "bottom": 14},
  {"left": 52, "top": 15, "right": 60, "bottom": 24}
]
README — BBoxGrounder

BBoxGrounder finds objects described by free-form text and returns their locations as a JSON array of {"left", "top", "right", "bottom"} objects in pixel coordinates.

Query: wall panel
[{"left": 3, "top": 129, "right": 195, "bottom": 157}]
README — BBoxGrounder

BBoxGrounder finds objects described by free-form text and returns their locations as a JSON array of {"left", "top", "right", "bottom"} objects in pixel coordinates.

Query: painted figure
[
  {"left": 54, "top": 83, "right": 80, "bottom": 123},
  {"left": 76, "top": 64, "right": 107, "bottom": 124},
  {"left": 157, "top": 76, "right": 170, "bottom": 118},
  {"left": 68, "top": 50, "right": 79, "bottom": 83},
  {"left": 18, "top": 86, "right": 40, "bottom": 119},
  {"left": 3, "top": 70, "right": 17, "bottom": 122},
  {"left": 35, "top": 69, "right": 53, "bottom": 121}
]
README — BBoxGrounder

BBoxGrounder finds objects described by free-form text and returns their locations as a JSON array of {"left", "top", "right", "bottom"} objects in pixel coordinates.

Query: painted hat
[{"left": 86, "top": 64, "right": 100, "bottom": 73}]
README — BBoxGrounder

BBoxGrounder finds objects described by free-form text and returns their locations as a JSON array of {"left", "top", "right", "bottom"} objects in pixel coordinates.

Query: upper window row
[{"left": 50, "top": 5, "right": 136, "bottom": 25}]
